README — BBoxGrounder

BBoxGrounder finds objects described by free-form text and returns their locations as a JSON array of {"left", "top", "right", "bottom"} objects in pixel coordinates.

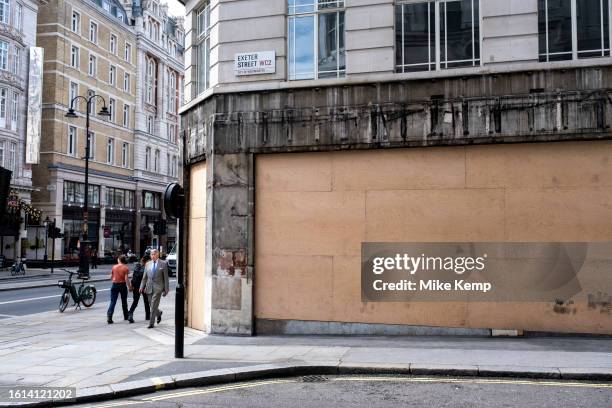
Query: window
[
  {"left": 288, "top": 0, "right": 346, "bottom": 80},
  {"left": 12, "top": 46, "right": 19, "bottom": 74},
  {"left": 0, "top": 88, "right": 6, "bottom": 128},
  {"left": 71, "top": 46, "right": 79, "bottom": 68},
  {"left": 143, "top": 191, "right": 161, "bottom": 209},
  {"left": 123, "top": 104, "right": 130, "bottom": 127},
  {"left": 145, "top": 146, "right": 151, "bottom": 170},
  {"left": 123, "top": 72, "right": 130, "bottom": 92},
  {"left": 15, "top": 3, "right": 22, "bottom": 31},
  {"left": 7, "top": 141, "right": 15, "bottom": 171},
  {"left": 87, "top": 90, "right": 95, "bottom": 115},
  {"left": 172, "top": 155, "right": 177, "bottom": 177},
  {"left": 103, "top": 1, "right": 111, "bottom": 13},
  {"left": 168, "top": 124, "right": 175, "bottom": 143},
  {"left": 121, "top": 142, "right": 128, "bottom": 167},
  {"left": 68, "top": 125, "right": 77, "bottom": 156},
  {"left": 166, "top": 152, "right": 171, "bottom": 175},
  {"left": 168, "top": 71, "right": 177, "bottom": 113},
  {"left": 196, "top": 2, "right": 211, "bottom": 94},
  {"left": 145, "top": 57, "right": 156, "bottom": 104},
  {"left": 110, "top": 34, "right": 117, "bottom": 54},
  {"left": 106, "top": 137, "right": 114, "bottom": 164},
  {"left": 539, "top": 0, "right": 610, "bottom": 61},
  {"left": 11, "top": 92, "right": 17, "bottom": 130},
  {"left": 147, "top": 115, "right": 153, "bottom": 133},
  {"left": 0, "top": 0, "right": 9, "bottom": 24},
  {"left": 86, "top": 131, "right": 95, "bottom": 159},
  {"left": 0, "top": 41, "right": 8, "bottom": 71},
  {"left": 109, "top": 65, "right": 116, "bottom": 85},
  {"left": 71, "top": 11, "right": 80, "bottom": 33},
  {"left": 124, "top": 42, "right": 132, "bottom": 62},
  {"left": 69, "top": 82, "right": 78, "bottom": 107},
  {"left": 395, "top": 0, "right": 480, "bottom": 72},
  {"left": 154, "top": 149, "right": 160, "bottom": 172},
  {"left": 88, "top": 55, "right": 96, "bottom": 76},
  {"left": 89, "top": 21, "right": 98, "bottom": 43},
  {"left": 63, "top": 181, "right": 100, "bottom": 205},
  {"left": 106, "top": 187, "right": 135, "bottom": 208},
  {"left": 109, "top": 98, "right": 116, "bottom": 122},
  {"left": 0, "top": 140, "right": 3, "bottom": 166}
]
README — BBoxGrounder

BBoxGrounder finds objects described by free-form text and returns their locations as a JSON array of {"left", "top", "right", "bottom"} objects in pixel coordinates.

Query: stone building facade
[
  {"left": 123, "top": 0, "right": 184, "bottom": 255},
  {"left": 32, "top": 0, "right": 183, "bottom": 264},
  {"left": 179, "top": 0, "right": 612, "bottom": 335},
  {"left": 0, "top": 0, "right": 45, "bottom": 263}
]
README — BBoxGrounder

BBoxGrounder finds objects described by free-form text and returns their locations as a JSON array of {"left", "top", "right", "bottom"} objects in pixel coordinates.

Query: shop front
[{"left": 103, "top": 210, "right": 136, "bottom": 260}]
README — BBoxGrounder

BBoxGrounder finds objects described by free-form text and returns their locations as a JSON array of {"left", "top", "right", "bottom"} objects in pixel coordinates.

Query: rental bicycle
[
  {"left": 57, "top": 269, "right": 97, "bottom": 312},
  {"left": 10, "top": 258, "right": 26, "bottom": 276}
]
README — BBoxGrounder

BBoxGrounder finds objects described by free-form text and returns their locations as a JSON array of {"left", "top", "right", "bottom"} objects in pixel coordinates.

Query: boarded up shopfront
[
  {"left": 254, "top": 143, "right": 612, "bottom": 335},
  {"left": 182, "top": 66, "right": 612, "bottom": 336}
]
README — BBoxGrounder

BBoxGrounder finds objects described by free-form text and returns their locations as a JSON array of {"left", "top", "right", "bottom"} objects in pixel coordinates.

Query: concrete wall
[{"left": 254, "top": 141, "right": 612, "bottom": 334}]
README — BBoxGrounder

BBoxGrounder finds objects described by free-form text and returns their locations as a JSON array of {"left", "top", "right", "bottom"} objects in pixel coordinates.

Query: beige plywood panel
[{"left": 188, "top": 162, "right": 207, "bottom": 331}]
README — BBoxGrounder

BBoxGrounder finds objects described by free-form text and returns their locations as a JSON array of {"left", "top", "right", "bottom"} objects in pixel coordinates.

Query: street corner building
[
  {"left": 30, "top": 0, "right": 185, "bottom": 265},
  {"left": 179, "top": 0, "right": 612, "bottom": 336}
]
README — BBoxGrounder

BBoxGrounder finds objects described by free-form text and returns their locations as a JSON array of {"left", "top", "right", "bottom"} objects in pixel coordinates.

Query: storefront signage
[{"left": 234, "top": 51, "right": 275, "bottom": 76}]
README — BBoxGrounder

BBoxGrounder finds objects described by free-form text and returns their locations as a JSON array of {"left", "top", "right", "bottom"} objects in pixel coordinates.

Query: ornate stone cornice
[{"left": 0, "top": 23, "right": 25, "bottom": 46}]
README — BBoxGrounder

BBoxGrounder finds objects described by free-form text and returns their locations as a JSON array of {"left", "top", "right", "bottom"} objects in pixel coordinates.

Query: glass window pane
[
  {"left": 289, "top": 0, "right": 316, "bottom": 14},
  {"left": 338, "top": 11, "right": 345, "bottom": 71},
  {"left": 318, "top": 12, "right": 338, "bottom": 76},
  {"left": 440, "top": 0, "right": 478, "bottom": 68},
  {"left": 577, "top": 0, "right": 609, "bottom": 57},
  {"left": 542, "top": 0, "right": 572, "bottom": 59},
  {"left": 395, "top": 5, "right": 403, "bottom": 69},
  {"left": 289, "top": 16, "right": 315, "bottom": 80},
  {"left": 318, "top": 0, "right": 343, "bottom": 10},
  {"left": 400, "top": 2, "right": 435, "bottom": 71}
]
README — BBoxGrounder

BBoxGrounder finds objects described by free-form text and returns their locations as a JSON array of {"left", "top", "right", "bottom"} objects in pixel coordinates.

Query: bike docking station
[{"left": 164, "top": 182, "right": 186, "bottom": 359}]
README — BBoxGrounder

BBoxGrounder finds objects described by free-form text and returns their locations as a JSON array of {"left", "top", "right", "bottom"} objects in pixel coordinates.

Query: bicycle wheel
[
  {"left": 59, "top": 290, "right": 70, "bottom": 313},
  {"left": 81, "top": 286, "right": 96, "bottom": 307}
]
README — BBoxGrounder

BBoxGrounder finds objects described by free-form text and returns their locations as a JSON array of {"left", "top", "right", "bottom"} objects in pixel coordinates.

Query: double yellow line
[{"left": 83, "top": 376, "right": 612, "bottom": 407}]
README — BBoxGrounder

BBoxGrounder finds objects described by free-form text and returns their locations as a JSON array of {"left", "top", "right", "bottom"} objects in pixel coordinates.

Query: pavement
[
  {"left": 0, "top": 267, "right": 112, "bottom": 292},
  {"left": 0, "top": 288, "right": 611, "bottom": 407}
]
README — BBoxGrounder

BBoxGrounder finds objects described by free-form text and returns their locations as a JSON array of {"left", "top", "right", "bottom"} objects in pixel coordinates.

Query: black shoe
[
  {"left": 128, "top": 316, "right": 134, "bottom": 324},
  {"left": 147, "top": 324, "right": 154, "bottom": 329},
  {"left": 157, "top": 311, "right": 162, "bottom": 324},
  {"left": 107, "top": 318, "right": 113, "bottom": 324}
]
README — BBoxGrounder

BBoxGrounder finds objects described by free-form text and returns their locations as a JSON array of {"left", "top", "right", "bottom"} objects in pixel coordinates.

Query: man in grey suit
[{"left": 139, "top": 249, "right": 169, "bottom": 329}]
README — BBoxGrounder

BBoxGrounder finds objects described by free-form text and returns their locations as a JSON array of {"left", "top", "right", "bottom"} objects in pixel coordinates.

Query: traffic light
[
  {"left": 47, "top": 220, "right": 63, "bottom": 239},
  {"left": 153, "top": 221, "right": 159, "bottom": 235},
  {"left": 153, "top": 220, "right": 167, "bottom": 235}
]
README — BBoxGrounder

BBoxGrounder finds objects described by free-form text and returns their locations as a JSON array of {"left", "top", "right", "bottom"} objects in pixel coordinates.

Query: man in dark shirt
[{"left": 128, "top": 255, "right": 150, "bottom": 323}]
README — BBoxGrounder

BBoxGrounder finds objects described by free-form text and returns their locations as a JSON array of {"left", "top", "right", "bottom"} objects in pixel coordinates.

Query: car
[{"left": 166, "top": 245, "right": 177, "bottom": 277}]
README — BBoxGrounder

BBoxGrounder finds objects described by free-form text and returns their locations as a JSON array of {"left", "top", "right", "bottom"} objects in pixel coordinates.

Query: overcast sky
[{"left": 165, "top": 0, "right": 185, "bottom": 17}]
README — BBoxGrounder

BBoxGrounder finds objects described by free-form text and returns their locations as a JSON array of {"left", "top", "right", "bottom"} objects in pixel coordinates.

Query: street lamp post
[
  {"left": 43, "top": 216, "right": 50, "bottom": 269},
  {"left": 66, "top": 95, "right": 111, "bottom": 278}
]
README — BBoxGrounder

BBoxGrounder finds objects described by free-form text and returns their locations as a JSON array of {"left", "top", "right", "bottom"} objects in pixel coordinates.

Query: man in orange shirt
[{"left": 107, "top": 255, "right": 132, "bottom": 324}]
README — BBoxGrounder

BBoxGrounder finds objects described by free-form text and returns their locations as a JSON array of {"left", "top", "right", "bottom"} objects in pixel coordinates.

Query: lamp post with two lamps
[{"left": 65, "top": 95, "right": 111, "bottom": 278}]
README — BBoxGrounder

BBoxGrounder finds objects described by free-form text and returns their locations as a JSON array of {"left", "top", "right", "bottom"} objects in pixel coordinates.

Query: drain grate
[{"left": 301, "top": 375, "right": 329, "bottom": 383}]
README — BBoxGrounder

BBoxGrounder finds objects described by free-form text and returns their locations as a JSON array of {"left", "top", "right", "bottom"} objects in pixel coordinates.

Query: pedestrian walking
[
  {"left": 107, "top": 255, "right": 132, "bottom": 324},
  {"left": 128, "top": 255, "right": 150, "bottom": 323},
  {"left": 139, "top": 249, "right": 169, "bottom": 329},
  {"left": 90, "top": 248, "right": 98, "bottom": 269}
]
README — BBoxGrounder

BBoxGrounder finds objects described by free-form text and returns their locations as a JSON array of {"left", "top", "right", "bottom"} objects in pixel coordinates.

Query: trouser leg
[
  {"left": 119, "top": 284, "right": 129, "bottom": 320},
  {"left": 129, "top": 288, "right": 140, "bottom": 315},
  {"left": 149, "top": 291, "right": 162, "bottom": 327},
  {"left": 143, "top": 293, "right": 150, "bottom": 320},
  {"left": 107, "top": 284, "right": 118, "bottom": 318}
]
